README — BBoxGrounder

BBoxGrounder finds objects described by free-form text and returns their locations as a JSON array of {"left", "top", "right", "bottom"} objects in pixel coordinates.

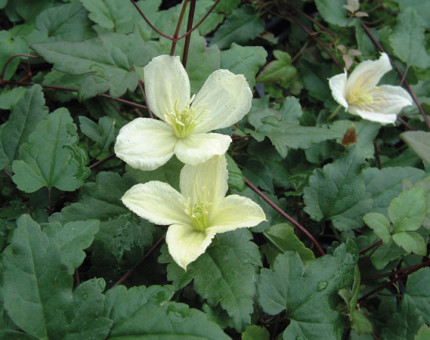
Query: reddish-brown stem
[
  {"left": 170, "top": 0, "right": 189, "bottom": 56},
  {"left": 360, "top": 22, "right": 430, "bottom": 130},
  {"left": 88, "top": 153, "right": 116, "bottom": 169},
  {"left": 129, "top": 0, "right": 174, "bottom": 40},
  {"left": 176, "top": 0, "right": 221, "bottom": 40},
  {"left": 373, "top": 142, "right": 382, "bottom": 169},
  {"left": 0, "top": 54, "right": 40, "bottom": 84},
  {"left": 182, "top": 0, "right": 196, "bottom": 68},
  {"left": 106, "top": 98, "right": 132, "bottom": 121},
  {"left": 2, "top": 169, "right": 13, "bottom": 181},
  {"left": 244, "top": 177, "right": 325, "bottom": 256},
  {"left": 111, "top": 236, "right": 165, "bottom": 288},
  {"left": 359, "top": 240, "right": 382, "bottom": 254},
  {"left": 3, "top": 80, "right": 148, "bottom": 110},
  {"left": 362, "top": 258, "right": 430, "bottom": 281},
  {"left": 138, "top": 81, "right": 154, "bottom": 119},
  {"left": 397, "top": 116, "right": 415, "bottom": 131}
]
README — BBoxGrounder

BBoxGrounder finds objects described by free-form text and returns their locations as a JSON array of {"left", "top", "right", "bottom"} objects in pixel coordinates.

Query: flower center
[
  {"left": 164, "top": 95, "right": 208, "bottom": 139},
  {"left": 181, "top": 186, "right": 211, "bottom": 232}
]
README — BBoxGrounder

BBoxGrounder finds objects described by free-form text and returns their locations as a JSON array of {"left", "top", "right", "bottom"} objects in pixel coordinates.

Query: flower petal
[
  {"left": 114, "top": 118, "right": 176, "bottom": 170},
  {"left": 349, "top": 85, "right": 413, "bottom": 124},
  {"left": 207, "top": 194, "right": 266, "bottom": 234},
  {"left": 192, "top": 70, "right": 252, "bottom": 133},
  {"left": 180, "top": 154, "right": 228, "bottom": 206},
  {"left": 144, "top": 55, "right": 190, "bottom": 120},
  {"left": 174, "top": 132, "right": 231, "bottom": 166},
  {"left": 345, "top": 52, "right": 392, "bottom": 94},
  {"left": 122, "top": 181, "right": 190, "bottom": 226},
  {"left": 166, "top": 224, "right": 215, "bottom": 270},
  {"left": 328, "top": 72, "right": 349, "bottom": 109}
]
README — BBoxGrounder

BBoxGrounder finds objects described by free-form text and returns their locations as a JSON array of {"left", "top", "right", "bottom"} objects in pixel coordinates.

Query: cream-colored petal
[
  {"left": 166, "top": 224, "right": 215, "bottom": 270},
  {"left": 180, "top": 154, "right": 228, "bottom": 207},
  {"left": 345, "top": 52, "right": 392, "bottom": 94},
  {"left": 122, "top": 181, "right": 190, "bottom": 226},
  {"left": 207, "top": 195, "right": 266, "bottom": 234},
  {"left": 348, "top": 85, "right": 413, "bottom": 124},
  {"left": 144, "top": 55, "right": 190, "bottom": 120},
  {"left": 174, "top": 133, "right": 231, "bottom": 166},
  {"left": 114, "top": 118, "right": 176, "bottom": 171},
  {"left": 192, "top": 70, "right": 252, "bottom": 133},
  {"left": 328, "top": 72, "right": 349, "bottom": 109}
]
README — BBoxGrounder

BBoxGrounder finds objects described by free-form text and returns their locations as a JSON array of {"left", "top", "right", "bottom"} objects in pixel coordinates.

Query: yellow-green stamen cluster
[
  {"left": 181, "top": 186, "right": 211, "bottom": 232},
  {"left": 164, "top": 95, "right": 208, "bottom": 139},
  {"left": 347, "top": 76, "right": 375, "bottom": 107}
]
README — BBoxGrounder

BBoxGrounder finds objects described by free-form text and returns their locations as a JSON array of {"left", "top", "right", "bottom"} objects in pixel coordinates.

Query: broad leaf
[
  {"left": 33, "top": 33, "right": 155, "bottom": 99},
  {"left": 304, "top": 147, "right": 372, "bottom": 231},
  {"left": 315, "top": 0, "right": 350, "bottom": 27},
  {"left": 403, "top": 268, "right": 430, "bottom": 324},
  {"left": 105, "top": 285, "right": 230, "bottom": 339},
  {"left": 0, "top": 85, "right": 48, "bottom": 171},
  {"left": 401, "top": 131, "right": 430, "bottom": 164},
  {"left": 389, "top": 186, "right": 427, "bottom": 232},
  {"left": 363, "top": 213, "right": 391, "bottom": 244},
  {"left": 12, "top": 108, "right": 89, "bottom": 193},
  {"left": 256, "top": 50, "right": 297, "bottom": 89},
  {"left": 392, "top": 231, "right": 426, "bottom": 256},
  {"left": 1, "top": 215, "right": 112, "bottom": 339},
  {"left": 242, "top": 325, "right": 270, "bottom": 340},
  {"left": 221, "top": 43, "right": 267, "bottom": 88},
  {"left": 210, "top": 5, "right": 264, "bottom": 49},
  {"left": 258, "top": 242, "right": 357, "bottom": 340}
]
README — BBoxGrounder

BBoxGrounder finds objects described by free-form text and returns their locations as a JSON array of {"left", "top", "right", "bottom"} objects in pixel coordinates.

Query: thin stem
[
  {"left": 359, "top": 240, "right": 382, "bottom": 254},
  {"left": 177, "top": 0, "right": 221, "bottom": 40},
  {"left": 360, "top": 22, "right": 430, "bottom": 130},
  {"left": 129, "top": 0, "right": 173, "bottom": 40},
  {"left": 327, "top": 105, "right": 343, "bottom": 121},
  {"left": 111, "top": 236, "right": 165, "bottom": 288},
  {"left": 2, "top": 169, "right": 13, "bottom": 181},
  {"left": 397, "top": 116, "right": 415, "bottom": 131},
  {"left": 0, "top": 54, "right": 40, "bottom": 84},
  {"left": 138, "top": 81, "right": 154, "bottom": 119},
  {"left": 182, "top": 0, "right": 196, "bottom": 68},
  {"left": 106, "top": 98, "right": 132, "bottom": 121},
  {"left": 170, "top": 0, "right": 189, "bottom": 56},
  {"left": 362, "top": 258, "right": 430, "bottom": 281},
  {"left": 244, "top": 177, "right": 325, "bottom": 256},
  {"left": 373, "top": 141, "right": 382, "bottom": 169},
  {"left": 88, "top": 153, "right": 116, "bottom": 169}
]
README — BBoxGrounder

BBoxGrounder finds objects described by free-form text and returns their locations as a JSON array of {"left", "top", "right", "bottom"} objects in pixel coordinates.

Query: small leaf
[
  {"left": 350, "top": 309, "right": 373, "bottom": 335},
  {"left": 79, "top": 116, "right": 116, "bottom": 150},
  {"left": 401, "top": 131, "right": 430, "bottom": 165},
  {"left": 242, "top": 325, "right": 270, "bottom": 340},
  {"left": 256, "top": 50, "right": 297, "bottom": 89},
  {"left": 404, "top": 268, "right": 430, "bottom": 324},
  {"left": 315, "top": 0, "right": 350, "bottom": 27},
  {"left": 389, "top": 186, "right": 427, "bottom": 232},
  {"left": 363, "top": 213, "right": 391, "bottom": 244},
  {"left": 12, "top": 108, "right": 89, "bottom": 193},
  {"left": 415, "top": 325, "right": 430, "bottom": 340},
  {"left": 226, "top": 154, "right": 245, "bottom": 192},
  {"left": 392, "top": 231, "right": 427, "bottom": 255}
]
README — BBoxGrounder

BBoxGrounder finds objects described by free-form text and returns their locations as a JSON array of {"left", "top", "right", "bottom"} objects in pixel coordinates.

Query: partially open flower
[
  {"left": 328, "top": 53, "right": 413, "bottom": 124},
  {"left": 114, "top": 55, "right": 252, "bottom": 170},
  {"left": 121, "top": 155, "right": 266, "bottom": 270}
]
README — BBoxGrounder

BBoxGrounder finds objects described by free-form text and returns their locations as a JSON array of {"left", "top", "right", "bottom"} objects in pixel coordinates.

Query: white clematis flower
[
  {"left": 114, "top": 55, "right": 252, "bottom": 170},
  {"left": 121, "top": 155, "right": 265, "bottom": 270},
  {"left": 328, "top": 52, "right": 413, "bottom": 124}
]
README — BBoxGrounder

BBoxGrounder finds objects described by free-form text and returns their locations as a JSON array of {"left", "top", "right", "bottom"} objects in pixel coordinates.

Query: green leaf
[
  {"left": 0, "top": 87, "right": 27, "bottom": 110},
  {"left": 79, "top": 115, "right": 116, "bottom": 150},
  {"left": 370, "top": 240, "right": 404, "bottom": 270},
  {"left": 241, "top": 325, "right": 270, "bottom": 340},
  {"left": 315, "top": 0, "right": 350, "bottom": 27},
  {"left": 258, "top": 242, "right": 357, "bottom": 340},
  {"left": 256, "top": 50, "right": 297, "bottom": 89},
  {"left": 389, "top": 186, "right": 427, "bottom": 232},
  {"left": 221, "top": 43, "right": 267, "bottom": 88},
  {"left": 210, "top": 5, "right": 265, "bottom": 49},
  {"left": 32, "top": 33, "right": 154, "bottom": 99},
  {"left": 12, "top": 108, "right": 89, "bottom": 193},
  {"left": 226, "top": 154, "right": 245, "bottom": 192},
  {"left": 105, "top": 285, "right": 230, "bottom": 339},
  {"left": 389, "top": 7, "right": 430, "bottom": 68},
  {"left": 392, "top": 231, "right": 427, "bottom": 255},
  {"left": 363, "top": 213, "right": 391, "bottom": 244},
  {"left": 263, "top": 223, "right": 315, "bottom": 262},
  {"left": 248, "top": 105, "right": 339, "bottom": 158},
  {"left": 404, "top": 268, "right": 430, "bottom": 324},
  {"left": 415, "top": 324, "right": 430, "bottom": 340},
  {"left": 398, "top": 0, "right": 430, "bottom": 28},
  {"left": 304, "top": 147, "right": 372, "bottom": 231},
  {"left": 165, "top": 229, "right": 261, "bottom": 331},
  {"left": 0, "top": 85, "right": 48, "bottom": 171},
  {"left": 35, "top": 2, "right": 96, "bottom": 42},
  {"left": 298, "top": 59, "right": 332, "bottom": 101},
  {"left": 43, "top": 219, "right": 100, "bottom": 274},
  {"left": 350, "top": 309, "right": 373, "bottom": 335},
  {"left": 0, "top": 31, "right": 28, "bottom": 80},
  {"left": 401, "top": 131, "right": 430, "bottom": 164},
  {"left": 411, "top": 175, "right": 430, "bottom": 230},
  {"left": 364, "top": 167, "right": 425, "bottom": 215},
  {"left": 1, "top": 215, "right": 112, "bottom": 339}
]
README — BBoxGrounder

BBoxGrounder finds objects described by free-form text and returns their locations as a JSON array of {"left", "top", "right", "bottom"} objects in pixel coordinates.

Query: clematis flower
[
  {"left": 328, "top": 52, "right": 413, "bottom": 124},
  {"left": 114, "top": 55, "right": 252, "bottom": 170},
  {"left": 121, "top": 155, "right": 265, "bottom": 270}
]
